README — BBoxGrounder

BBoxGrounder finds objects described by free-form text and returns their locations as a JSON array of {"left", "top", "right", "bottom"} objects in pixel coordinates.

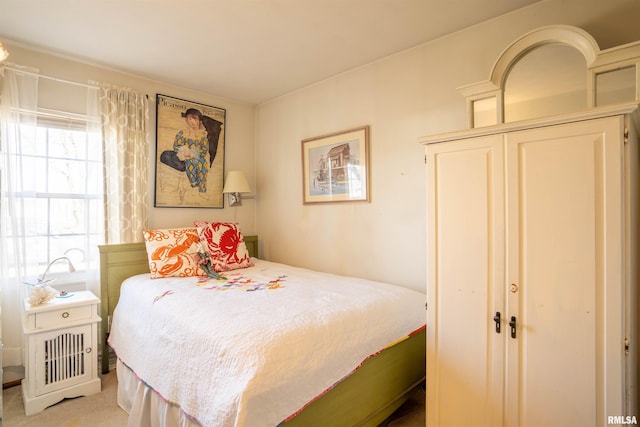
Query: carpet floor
[
  {"left": 3, "top": 370, "right": 127, "bottom": 427},
  {"left": 2, "top": 371, "right": 425, "bottom": 426}
]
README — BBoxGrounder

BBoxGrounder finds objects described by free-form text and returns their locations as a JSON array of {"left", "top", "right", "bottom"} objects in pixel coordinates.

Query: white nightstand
[{"left": 22, "top": 290, "right": 101, "bottom": 415}]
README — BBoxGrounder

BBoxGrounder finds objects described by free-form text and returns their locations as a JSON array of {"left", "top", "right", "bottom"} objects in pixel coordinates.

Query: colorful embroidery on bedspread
[
  {"left": 196, "top": 273, "right": 287, "bottom": 291},
  {"left": 151, "top": 275, "right": 286, "bottom": 302},
  {"left": 153, "top": 290, "right": 174, "bottom": 303}
]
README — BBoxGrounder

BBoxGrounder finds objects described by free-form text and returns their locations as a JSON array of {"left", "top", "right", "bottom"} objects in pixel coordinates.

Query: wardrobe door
[
  {"left": 426, "top": 135, "right": 505, "bottom": 427},
  {"left": 504, "top": 116, "right": 625, "bottom": 427}
]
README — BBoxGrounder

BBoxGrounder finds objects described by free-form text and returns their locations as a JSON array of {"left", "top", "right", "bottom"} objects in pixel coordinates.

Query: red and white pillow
[
  {"left": 194, "top": 221, "right": 253, "bottom": 272},
  {"left": 143, "top": 227, "right": 204, "bottom": 278}
]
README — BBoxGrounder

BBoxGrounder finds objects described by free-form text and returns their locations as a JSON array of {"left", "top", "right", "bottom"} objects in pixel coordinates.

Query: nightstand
[{"left": 22, "top": 290, "right": 101, "bottom": 415}]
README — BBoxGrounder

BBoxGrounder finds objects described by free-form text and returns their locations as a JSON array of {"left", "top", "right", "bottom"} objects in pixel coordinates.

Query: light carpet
[{"left": 3, "top": 370, "right": 127, "bottom": 427}]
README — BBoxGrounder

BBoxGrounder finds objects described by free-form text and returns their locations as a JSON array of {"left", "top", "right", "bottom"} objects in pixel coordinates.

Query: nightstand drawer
[{"left": 34, "top": 305, "right": 92, "bottom": 328}]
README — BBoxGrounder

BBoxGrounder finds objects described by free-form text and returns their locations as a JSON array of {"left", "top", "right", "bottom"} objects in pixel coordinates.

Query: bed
[{"left": 99, "top": 232, "right": 426, "bottom": 427}]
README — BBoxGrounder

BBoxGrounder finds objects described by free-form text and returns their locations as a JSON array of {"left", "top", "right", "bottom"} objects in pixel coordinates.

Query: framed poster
[
  {"left": 301, "top": 126, "right": 370, "bottom": 204},
  {"left": 154, "top": 94, "right": 226, "bottom": 208}
]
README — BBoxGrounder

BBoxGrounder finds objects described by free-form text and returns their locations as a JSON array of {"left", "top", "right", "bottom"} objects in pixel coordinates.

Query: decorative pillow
[
  {"left": 194, "top": 221, "right": 253, "bottom": 272},
  {"left": 143, "top": 227, "right": 204, "bottom": 278}
]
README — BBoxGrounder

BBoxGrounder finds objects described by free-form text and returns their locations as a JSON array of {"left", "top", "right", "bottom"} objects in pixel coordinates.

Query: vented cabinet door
[{"left": 33, "top": 324, "right": 94, "bottom": 397}]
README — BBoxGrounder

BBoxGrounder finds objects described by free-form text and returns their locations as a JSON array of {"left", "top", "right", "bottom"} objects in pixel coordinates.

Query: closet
[{"left": 420, "top": 26, "right": 639, "bottom": 427}]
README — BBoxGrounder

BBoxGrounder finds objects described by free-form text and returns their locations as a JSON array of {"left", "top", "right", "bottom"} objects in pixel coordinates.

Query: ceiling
[{"left": 0, "top": 0, "right": 542, "bottom": 104}]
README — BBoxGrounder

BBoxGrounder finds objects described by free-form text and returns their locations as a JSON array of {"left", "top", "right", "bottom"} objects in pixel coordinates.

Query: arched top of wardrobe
[
  {"left": 489, "top": 25, "right": 599, "bottom": 89},
  {"left": 452, "top": 24, "right": 640, "bottom": 130}
]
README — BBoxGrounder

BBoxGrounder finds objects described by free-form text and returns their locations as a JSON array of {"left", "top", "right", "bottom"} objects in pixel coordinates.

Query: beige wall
[
  {"left": 0, "top": 43, "right": 258, "bottom": 235},
  {"left": 2, "top": 0, "right": 640, "bottom": 301},
  {"left": 255, "top": 0, "right": 640, "bottom": 292}
]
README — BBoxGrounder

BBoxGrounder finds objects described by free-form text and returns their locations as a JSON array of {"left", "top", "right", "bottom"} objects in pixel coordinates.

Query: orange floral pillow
[
  {"left": 194, "top": 221, "right": 253, "bottom": 272},
  {"left": 143, "top": 227, "right": 204, "bottom": 278}
]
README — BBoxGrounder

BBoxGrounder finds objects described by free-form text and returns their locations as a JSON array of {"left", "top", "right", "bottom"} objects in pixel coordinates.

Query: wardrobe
[{"left": 420, "top": 26, "right": 639, "bottom": 427}]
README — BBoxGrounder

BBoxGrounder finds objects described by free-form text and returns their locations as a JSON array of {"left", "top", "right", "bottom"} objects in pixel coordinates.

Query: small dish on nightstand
[{"left": 56, "top": 290, "right": 73, "bottom": 298}]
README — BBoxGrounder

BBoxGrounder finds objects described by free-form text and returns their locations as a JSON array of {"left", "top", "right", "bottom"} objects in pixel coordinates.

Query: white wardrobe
[{"left": 421, "top": 26, "right": 639, "bottom": 427}]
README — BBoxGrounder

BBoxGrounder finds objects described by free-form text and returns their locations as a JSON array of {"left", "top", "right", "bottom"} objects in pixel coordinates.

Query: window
[{"left": 12, "top": 115, "right": 103, "bottom": 277}]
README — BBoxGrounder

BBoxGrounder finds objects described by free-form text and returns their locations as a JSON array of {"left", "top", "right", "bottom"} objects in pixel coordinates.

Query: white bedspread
[{"left": 108, "top": 258, "right": 425, "bottom": 427}]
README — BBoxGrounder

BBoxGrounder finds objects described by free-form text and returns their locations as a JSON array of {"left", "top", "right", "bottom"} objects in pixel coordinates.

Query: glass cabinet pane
[
  {"left": 504, "top": 44, "right": 587, "bottom": 122},
  {"left": 595, "top": 66, "right": 636, "bottom": 106},
  {"left": 472, "top": 97, "right": 498, "bottom": 127}
]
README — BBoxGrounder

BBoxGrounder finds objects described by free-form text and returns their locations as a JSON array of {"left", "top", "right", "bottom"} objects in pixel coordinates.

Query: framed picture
[
  {"left": 301, "top": 126, "right": 370, "bottom": 204},
  {"left": 154, "top": 94, "right": 226, "bottom": 208}
]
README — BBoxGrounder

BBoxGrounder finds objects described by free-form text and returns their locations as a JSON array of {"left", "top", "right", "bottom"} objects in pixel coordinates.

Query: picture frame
[
  {"left": 154, "top": 94, "right": 226, "bottom": 208},
  {"left": 301, "top": 126, "right": 370, "bottom": 204}
]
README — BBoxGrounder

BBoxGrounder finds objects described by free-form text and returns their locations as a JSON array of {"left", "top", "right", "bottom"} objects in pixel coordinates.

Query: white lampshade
[{"left": 223, "top": 171, "right": 251, "bottom": 193}]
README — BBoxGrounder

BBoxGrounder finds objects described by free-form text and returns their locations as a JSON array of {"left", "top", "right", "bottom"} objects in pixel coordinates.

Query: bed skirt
[{"left": 117, "top": 360, "right": 199, "bottom": 427}]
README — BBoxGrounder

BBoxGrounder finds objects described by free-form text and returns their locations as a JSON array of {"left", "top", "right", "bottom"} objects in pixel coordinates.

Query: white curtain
[
  {"left": 87, "top": 83, "right": 149, "bottom": 244},
  {"left": 0, "top": 74, "right": 149, "bottom": 366},
  {"left": 0, "top": 65, "right": 40, "bottom": 365}
]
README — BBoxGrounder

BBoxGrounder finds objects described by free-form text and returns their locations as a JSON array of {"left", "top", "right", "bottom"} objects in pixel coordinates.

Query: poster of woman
[{"left": 154, "top": 94, "right": 226, "bottom": 208}]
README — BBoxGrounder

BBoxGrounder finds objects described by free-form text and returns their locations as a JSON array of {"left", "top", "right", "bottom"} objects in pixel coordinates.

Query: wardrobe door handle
[
  {"left": 493, "top": 312, "right": 501, "bottom": 333},
  {"left": 509, "top": 316, "right": 517, "bottom": 338}
]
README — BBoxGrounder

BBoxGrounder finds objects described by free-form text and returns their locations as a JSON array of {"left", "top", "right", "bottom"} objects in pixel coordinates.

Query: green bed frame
[{"left": 98, "top": 236, "right": 425, "bottom": 426}]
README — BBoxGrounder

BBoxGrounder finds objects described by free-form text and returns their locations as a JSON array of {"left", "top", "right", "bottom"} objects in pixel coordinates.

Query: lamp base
[{"left": 228, "top": 192, "right": 242, "bottom": 207}]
